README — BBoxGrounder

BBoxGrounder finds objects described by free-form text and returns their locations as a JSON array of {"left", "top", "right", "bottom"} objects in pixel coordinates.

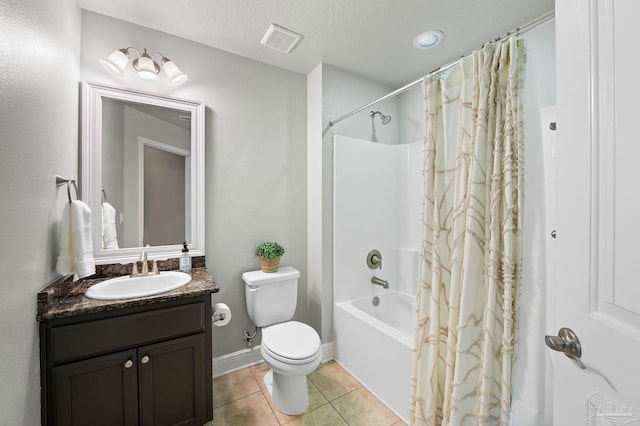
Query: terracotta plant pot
[{"left": 260, "top": 257, "right": 280, "bottom": 273}]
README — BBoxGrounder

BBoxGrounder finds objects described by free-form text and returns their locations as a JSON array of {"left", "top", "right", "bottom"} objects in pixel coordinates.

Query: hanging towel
[
  {"left": 56, "top": 200, "right": 96, "bottom": 280},
  {"left": 101, "top": 202, "right": 119, "bottom": 250}
]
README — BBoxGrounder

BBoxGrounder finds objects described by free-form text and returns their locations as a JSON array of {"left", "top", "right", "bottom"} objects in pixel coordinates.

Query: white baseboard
[
  {"left": 213, "top": 342, "right": 335, "bottom": 378},
  {"left": 212, "top": 346, "right": 263, "bottom": 377},
  {"left": 321, "top": 341, "right": 334, "bottom": 362}
]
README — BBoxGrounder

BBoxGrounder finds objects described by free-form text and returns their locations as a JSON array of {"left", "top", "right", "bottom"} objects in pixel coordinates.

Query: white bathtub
[{"left": 334, "top": 290, "right": 416, "bottom": 423}]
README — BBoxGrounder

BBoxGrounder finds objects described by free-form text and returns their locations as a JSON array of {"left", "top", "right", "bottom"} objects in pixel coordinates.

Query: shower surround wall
[
  {"left": 333, "top": 136, "right": 422, "bottom": 300},
  {"left": 333, "top": 135, "right": 422, "bottom": 422}
]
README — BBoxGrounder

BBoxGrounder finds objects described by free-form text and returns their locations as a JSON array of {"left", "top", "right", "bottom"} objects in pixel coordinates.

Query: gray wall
[
  {"left": 322, "top": 65, "right": 399, "bottom": 144},
  {"left": 0, "top": 0, "right": 81, "bottom": 423},
  {"left": 80, "top": 11, "right": 308, "bottom": 357},
  {"left": 398, "top": 85, "right": 425, "bottom": 144}
]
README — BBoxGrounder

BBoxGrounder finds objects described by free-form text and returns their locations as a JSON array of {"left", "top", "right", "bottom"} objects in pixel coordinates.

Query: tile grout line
[
  {"left": 306, "top": 372, "right": 362, "bottom": 426},
  {"left": 330, "top": 401, "right": 352, "bottom": 426},
  {"left": 260, "top": 389, "right": 283, "bottom": 425},
  {"left": 307, "top": 377, "right": 331, "bottom": 404},
  {"left": 327, "top": 387, "right": 364, "bottom": 426},
  {"left": 214, "top": 388, "right": 263, "bottom": 410},
  {"left": 310, "top": 378, "right": 363, "bottom": 404}
]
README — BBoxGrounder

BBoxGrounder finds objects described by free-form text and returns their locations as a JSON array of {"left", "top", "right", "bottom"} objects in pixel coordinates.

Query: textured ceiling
[{"left": 77, "top": 0, "right": 554, "bottom": 88}]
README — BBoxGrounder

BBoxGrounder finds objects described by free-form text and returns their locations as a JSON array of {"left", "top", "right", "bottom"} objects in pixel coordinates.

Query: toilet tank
[{"left": 242, "top": 266, "right": 300, "bottom": 327}]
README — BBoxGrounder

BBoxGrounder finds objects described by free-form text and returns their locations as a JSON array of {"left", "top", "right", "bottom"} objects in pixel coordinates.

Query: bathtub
[{"left": 334, "top": 290, "right": 415, "bottom": 423}]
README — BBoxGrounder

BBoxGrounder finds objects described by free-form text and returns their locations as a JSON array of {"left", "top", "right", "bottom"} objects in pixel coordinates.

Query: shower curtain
[{"left": 410, "top": 36, "right": 525, "bottom": 426}]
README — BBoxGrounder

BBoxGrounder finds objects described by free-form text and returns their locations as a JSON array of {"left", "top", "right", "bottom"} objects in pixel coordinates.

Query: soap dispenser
[{"left": 179, "top": 241, "right": 192, "bottom": 272}]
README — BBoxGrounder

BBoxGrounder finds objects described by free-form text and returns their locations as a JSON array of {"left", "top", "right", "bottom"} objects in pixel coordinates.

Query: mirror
[{"left": 82, "top": 81, "right": 205, "bottom": 264}]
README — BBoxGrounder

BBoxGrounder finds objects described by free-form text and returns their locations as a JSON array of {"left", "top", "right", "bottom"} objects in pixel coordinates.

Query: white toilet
[{"left": 242, "top": 266, "right": 322, "bottom": 415}]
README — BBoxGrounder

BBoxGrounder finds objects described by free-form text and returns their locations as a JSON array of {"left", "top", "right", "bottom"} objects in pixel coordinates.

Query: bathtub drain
[{"left": 372, "top": 296, "right": 380, "bottom": 307}]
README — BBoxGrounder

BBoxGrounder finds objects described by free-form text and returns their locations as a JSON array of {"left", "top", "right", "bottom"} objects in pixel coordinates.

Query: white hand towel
[
  {"left": 72, "top": 200, "right": 96, "bottom": 279},
  {"left": 55, "top": 203, "right": 73, "bottom": 274},
  {"left": 56, "top": 200, "right": 96, "bottom": 280},
  {"left": 101, "top": 202, "right": 119, "bottom": 250}
]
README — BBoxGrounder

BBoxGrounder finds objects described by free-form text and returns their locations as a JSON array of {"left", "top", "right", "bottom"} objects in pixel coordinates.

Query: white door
[{"left": 553, "top": 0, "right": 640, "bottom": 424}]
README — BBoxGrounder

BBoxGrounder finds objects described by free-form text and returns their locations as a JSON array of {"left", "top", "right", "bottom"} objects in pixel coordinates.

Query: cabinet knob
[
  {"left": 124, "top": 360, "right": 134, "bottom": 369},
  {"left": 141, "top": 355, "right": 150, "bottom": 364}
]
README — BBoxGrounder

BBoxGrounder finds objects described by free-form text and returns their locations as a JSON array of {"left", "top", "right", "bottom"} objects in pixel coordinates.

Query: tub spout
[{"left": 371, "top": 276, "right": 389, "bottom": 289}]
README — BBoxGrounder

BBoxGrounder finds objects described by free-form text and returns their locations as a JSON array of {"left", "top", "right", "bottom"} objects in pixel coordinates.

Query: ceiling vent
[{"left": 260, "top": 24, "right": 303, "bottom": 53}]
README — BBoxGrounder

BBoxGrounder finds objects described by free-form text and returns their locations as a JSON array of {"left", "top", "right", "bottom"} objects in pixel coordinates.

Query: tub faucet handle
[{"left": 367, "top": 249, "right": 382, "bottom": 270}]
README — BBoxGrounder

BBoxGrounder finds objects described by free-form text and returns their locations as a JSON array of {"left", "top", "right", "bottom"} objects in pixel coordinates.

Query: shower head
[{"left": 370, "top": 110, "right": 392, "bottom": 125}]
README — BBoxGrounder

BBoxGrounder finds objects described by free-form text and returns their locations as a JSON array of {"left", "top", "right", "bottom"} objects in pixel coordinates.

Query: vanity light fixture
[
  {"left": 100, "top": 47, "right": 188, "bottom": 85},
  {"left": 413, "top": 30, "right": 444, "bottom": 49}
]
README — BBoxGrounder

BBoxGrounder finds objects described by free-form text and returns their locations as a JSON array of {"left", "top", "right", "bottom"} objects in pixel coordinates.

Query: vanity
[
  {"left": 37, "top": 261, "right": 218, "bottom": 425},
  {"left": 39, "top": 82, "right": 215, "bottom": 424}
]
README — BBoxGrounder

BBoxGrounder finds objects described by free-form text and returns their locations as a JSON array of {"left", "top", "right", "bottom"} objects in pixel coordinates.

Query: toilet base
[{"left": 263, "top": 369, "right": 309, "bottom": 415}]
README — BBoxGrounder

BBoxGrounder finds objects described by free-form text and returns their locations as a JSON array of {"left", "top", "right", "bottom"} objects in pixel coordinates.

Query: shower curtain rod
[{"left": 328, "top": 10, "right": 555, "bottom": 127}]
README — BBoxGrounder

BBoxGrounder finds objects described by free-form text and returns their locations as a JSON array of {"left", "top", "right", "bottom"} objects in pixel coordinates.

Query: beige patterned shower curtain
[{"left": 409, "top": 36, "right": 525, "bottom": 426}]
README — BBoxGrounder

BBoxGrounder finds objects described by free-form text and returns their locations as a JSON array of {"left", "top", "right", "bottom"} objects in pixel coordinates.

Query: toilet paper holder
[
  {"left": 212, "top": 313, "right": 227, "bottom": 323},
  {"left": 212, "top": 302, "right": 232, "bottom": 326}
]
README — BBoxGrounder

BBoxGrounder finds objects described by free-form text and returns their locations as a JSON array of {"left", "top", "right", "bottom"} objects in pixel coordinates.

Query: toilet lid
[{"left": 262, "top": 321, "right": 321, "bottom": 360}]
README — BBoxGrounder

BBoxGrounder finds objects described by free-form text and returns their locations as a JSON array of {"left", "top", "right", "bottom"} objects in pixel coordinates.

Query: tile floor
[{"left": 207, "top": 360, "right": 406, "bottom": 426}]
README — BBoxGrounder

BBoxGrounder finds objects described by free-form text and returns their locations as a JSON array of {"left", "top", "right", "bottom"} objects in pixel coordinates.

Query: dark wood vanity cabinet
[
  {"left": 40, "top": 296, "right": 213, "bottom": 425},
  {"left": 52, "top": 348, "right": 139, "bottom": 425}
]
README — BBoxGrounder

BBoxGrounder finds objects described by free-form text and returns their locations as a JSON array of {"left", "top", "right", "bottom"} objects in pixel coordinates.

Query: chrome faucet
[{"left": 371, "top": 276, "right": 389, "bottom": 289}]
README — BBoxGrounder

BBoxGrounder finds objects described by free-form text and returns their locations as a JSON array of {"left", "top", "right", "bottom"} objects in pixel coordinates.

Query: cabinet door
[
  {"left": 52, "top": 349, "right": 138, "bottom": 426},
  {"left": 138, "top": 334, "right": 206, "bottom": 426}
]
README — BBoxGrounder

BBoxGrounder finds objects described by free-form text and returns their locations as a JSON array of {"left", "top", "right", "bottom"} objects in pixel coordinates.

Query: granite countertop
[{"left": 37, "top": 264, "right": 218, "bottom": 322}]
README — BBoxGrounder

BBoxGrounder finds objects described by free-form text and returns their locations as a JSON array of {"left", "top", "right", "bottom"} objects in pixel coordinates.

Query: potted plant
[{"left": 255, "top": 241, "right": 285, "bottom": 273}]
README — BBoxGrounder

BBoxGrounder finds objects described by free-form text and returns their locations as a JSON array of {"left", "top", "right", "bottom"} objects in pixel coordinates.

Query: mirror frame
[{"left": 81, "top": 81, "right": 205, "bottom": 264}]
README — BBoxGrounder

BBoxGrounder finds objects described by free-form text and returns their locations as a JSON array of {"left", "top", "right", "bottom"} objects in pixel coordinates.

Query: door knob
[
  {"left": 545, "top": 327, "right": 585, "bottom": 369},
  {"left": 141, "top": 355, "right": 150, "bottom": 364},
  {"left": 124, "top": 360, "right": 134, "bottom": 369}
]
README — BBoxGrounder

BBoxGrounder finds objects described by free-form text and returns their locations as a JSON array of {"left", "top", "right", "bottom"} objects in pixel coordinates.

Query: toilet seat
[{"left": 262, "top": 321, "right": 321, "bottom": 365}]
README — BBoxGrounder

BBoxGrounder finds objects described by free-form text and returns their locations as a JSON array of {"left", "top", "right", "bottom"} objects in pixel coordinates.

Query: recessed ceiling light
[{"left": 413, "top": 30, "right": 444, "bottom": 49}]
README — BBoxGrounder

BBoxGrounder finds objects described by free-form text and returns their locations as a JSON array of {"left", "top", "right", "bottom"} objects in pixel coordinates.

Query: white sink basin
[{"left": 85, "top": 271, "right": 192, "bottom": 300}]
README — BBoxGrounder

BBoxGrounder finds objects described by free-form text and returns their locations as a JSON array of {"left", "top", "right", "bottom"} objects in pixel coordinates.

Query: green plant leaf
[{"left": 255, "top": 241, "right": 285, "bottom": 259}]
